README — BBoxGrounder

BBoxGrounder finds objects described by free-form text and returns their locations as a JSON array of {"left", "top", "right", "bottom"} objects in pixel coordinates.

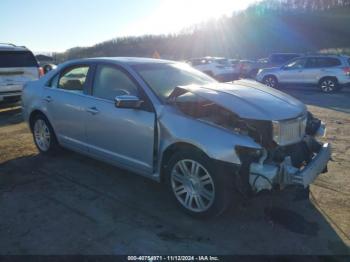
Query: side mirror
[{"left": 115, "top": 95, "right": 143, "bottom": 109}]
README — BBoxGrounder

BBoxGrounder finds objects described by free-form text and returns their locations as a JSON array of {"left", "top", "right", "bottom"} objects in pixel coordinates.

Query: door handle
[
  {"left": 44, "top": 96, "right": 53, "bottom": 102},
  {"left": 86, "top": 107, "right": 99, "bottom": 115}
]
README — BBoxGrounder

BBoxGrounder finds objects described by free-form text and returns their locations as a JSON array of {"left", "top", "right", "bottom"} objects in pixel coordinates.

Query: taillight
[
  {"left": 343, "top": 67, "right": 350, "bottom": 76},
  {"left": 38, "top": 67, "right": 44, "bottom": 78}
]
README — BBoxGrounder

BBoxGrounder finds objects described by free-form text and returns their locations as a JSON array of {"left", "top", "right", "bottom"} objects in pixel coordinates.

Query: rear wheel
[
  {"left": 32, "top": 114, "right": 59, "bottom": 154},
  {"left": 165, "top": 149, "right": 235, "bottom": 218},
  {"left": 319, "top": 77, "right": 338, "bottom": 93},
  {"left": 263, "top": 75, "right": 278, "bottom": 88}
]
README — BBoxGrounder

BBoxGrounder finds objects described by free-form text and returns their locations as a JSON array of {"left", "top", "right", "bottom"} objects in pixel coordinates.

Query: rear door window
[
  {"left": 306, "top": 57, "right": 341, "bottom": 68},
  {"left": 0, "top": 51, "right": 38, "bottom": 68},
  {"left": 325, "top": 58, "right": 341, "bottom": 67}
]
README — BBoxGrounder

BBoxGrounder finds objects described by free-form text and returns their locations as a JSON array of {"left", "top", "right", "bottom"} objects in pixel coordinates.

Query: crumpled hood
[{"left": 176, "top": 79, "right": 307, "bottom": 121}]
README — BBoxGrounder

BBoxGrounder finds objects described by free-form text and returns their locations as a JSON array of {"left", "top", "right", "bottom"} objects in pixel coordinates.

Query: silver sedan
[{"left": 22, "top": 57, "right": 331, "bottom": 217}]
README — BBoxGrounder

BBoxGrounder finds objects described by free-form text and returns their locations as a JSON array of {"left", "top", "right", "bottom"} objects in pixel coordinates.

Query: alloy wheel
[
  {"left": 264, "top": 76, "right": 276, "bottom": 88},
  {"left": 320, "top": 79, "right": 336, "bottom": 93},
  {"left": 170, "top": 159, "right": 215, "bottom": 212},
  {"left": 34, "top": 119, "right": 51, "bottom": 152}
]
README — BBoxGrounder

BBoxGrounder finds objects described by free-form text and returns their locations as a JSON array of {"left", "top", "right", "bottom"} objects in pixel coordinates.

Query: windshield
[
  {"left": 132, "top": 63, "right": 216, "bottom": 100},
  {"left": 270, "top": 54, "right": 299, "bottom": 64}
]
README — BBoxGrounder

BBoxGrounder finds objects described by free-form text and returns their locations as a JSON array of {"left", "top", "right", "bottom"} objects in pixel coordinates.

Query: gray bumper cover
[
  {"left": 250, "top": 143, "right": 332, "bottom": 192},
  {"left": 290, "top": 143, "right": 331, "bottom": 187}
]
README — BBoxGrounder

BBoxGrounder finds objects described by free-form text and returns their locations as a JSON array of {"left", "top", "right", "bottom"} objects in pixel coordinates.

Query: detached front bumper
[
  {"left": 288, "top": 143, "right": 331, "bottom": 187},
  {"left": 249, "top": 142, "right": 332, "bottom": 192}
]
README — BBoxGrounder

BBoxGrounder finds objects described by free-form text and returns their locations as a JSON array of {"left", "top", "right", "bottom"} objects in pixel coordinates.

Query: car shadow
[
  {"left": 0, "top": 152, "right": 349, "bottom": 255},
  {"left": 0, "top": 103, "right": 22, "bottom": 127}
]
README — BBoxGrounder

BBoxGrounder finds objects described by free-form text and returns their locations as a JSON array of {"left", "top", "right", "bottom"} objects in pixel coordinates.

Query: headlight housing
[
  {"left": 235, "top": 146, "right": 263, "bottom": 162},
  {"left": 272, "top": 115, "right": 307, "bottom": 146}
]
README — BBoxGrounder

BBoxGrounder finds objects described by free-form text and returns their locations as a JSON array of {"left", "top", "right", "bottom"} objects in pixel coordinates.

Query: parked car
[
  {"left": 236, "top": 60, "right": 259, "bottom": 79},
  {"left": 229, "top": 59, "right": 240, "bottom": 67},
  {"left": 187, "top": 57, "right": 238, "bottom": 82},
  {"left": 0, "top": 43, "right": 42, "bottom": 103},
  {"left": 42, "top": 63, "right": 57, "bottom": 74},
  {"left": 256, "top": 55, "right": 350, "bottom": 93},
  {"left": 23, "top": 58, "right": 331, "bottom": 217}
]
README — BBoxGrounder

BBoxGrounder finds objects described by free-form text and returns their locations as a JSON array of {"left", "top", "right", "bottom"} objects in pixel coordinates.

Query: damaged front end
[
  {"left": 242, "top": 113, "right": 331, "bottom": 193},
  {"left": 168, "top": 86, "right": 331, "bottom": 194}
]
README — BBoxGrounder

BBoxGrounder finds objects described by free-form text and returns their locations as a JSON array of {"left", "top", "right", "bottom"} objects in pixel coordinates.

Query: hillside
[{"left": 55, "top": 0, "right": 350, "bottom": 61}]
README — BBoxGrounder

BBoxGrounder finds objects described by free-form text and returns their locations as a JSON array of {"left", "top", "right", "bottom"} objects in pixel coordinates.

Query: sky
[{"left": 0, "top": 0, "right": 258, "bottom": 53}]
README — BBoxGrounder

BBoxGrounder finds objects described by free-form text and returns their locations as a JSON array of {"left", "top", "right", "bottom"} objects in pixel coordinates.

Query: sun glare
[{"left": 125, "top": 0, "right": 258, "bottom": 36}]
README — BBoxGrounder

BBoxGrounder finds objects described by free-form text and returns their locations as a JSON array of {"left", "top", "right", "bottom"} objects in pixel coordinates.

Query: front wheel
[
  {"left": 263, "top": 75, "right": 278, "bottom": 88},
  {"left": 32, "top": 114, "right": 59, "bottom": 154},
  {"left": 165, "top": 149, "right": 234, "bottom": 218}
]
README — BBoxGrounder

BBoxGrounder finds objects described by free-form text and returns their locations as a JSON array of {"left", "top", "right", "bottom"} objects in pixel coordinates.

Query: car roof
[
  {"left": 239, "top": 59, "right": 255, "bottom": 62},
  {"left": 270, "top": 53, "right": 300, "bottom": 56},
  {"left": 301, "top": 54, "right": 349, "bottom": 59},
  {"left": 65, "top": 57, "right": 176, "bottom": 66},
  {"left": 0, "top": 43, "right": 30, "bottom": 52}
]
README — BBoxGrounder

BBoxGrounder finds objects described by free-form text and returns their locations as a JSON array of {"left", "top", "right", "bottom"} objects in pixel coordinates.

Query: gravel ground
[{"left": 0, "top": 87, "right": 349, "bottom": 255}]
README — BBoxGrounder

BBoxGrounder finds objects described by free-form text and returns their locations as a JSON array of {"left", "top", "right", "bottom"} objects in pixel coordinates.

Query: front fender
[{"left": 158, "top": 107, "right": 262, "bottom": 167}]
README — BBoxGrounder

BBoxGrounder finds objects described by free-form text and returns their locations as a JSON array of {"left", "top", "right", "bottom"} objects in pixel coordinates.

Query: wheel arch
[
  {"left": 318, "top": 75, "right": 338, "bottom": 85},
  {"left": 28, "top": 109, "right": 54, "bottom": 133},
  {"left": 159, "top": 142, "right": 209, "bottom": 183},
  {"left": 263, "top": 74, "right": 278, "bottom": 81}
]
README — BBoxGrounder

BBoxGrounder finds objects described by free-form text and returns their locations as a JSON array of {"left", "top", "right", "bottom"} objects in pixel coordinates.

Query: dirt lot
[{"left": 0, "top": 87, "right": 349, "bottom": 255}]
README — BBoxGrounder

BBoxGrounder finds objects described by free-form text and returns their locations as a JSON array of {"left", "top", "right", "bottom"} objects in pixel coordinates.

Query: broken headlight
[{"left": 272, "top": 115, "right": 307, "bottom": 146}]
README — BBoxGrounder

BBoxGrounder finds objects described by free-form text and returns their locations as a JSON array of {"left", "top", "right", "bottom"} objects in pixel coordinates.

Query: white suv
[
  {"left": 187, "top": 57, "right": 238, "bottom": 82},
  {"left": 256, "top": 55, "right": 350, "bottom": 93},
  {"left": 0, "top": 43, "right": 42, "bottom": 103}
]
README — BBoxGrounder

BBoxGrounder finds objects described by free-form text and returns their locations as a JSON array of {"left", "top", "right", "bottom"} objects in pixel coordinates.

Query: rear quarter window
[
  {"left": 325, "top": 58, "right": 341, "bottom": 67},
  {"left": 0, "top": 51, "right": 38, "bottom": 68}
]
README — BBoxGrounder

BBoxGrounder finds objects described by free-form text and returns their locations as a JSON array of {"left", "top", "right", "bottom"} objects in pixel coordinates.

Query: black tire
[
  {"left": 292, "top": 186, "right": 310, "bottom": 202},
  {"left": 164, "top": 148, "right": 235, "bottom": 218},
  {"left": 31, "top": 114, "right": 60, "bottom": 154},
  {"left": 248, "top": 68, "right": 259, "bottom": 79},
  {"left": 263, "top": 75, "right": 278, "bottom": 88},
  {"left": 319, "top": 77, "right": 338, "bottom": 93}
]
